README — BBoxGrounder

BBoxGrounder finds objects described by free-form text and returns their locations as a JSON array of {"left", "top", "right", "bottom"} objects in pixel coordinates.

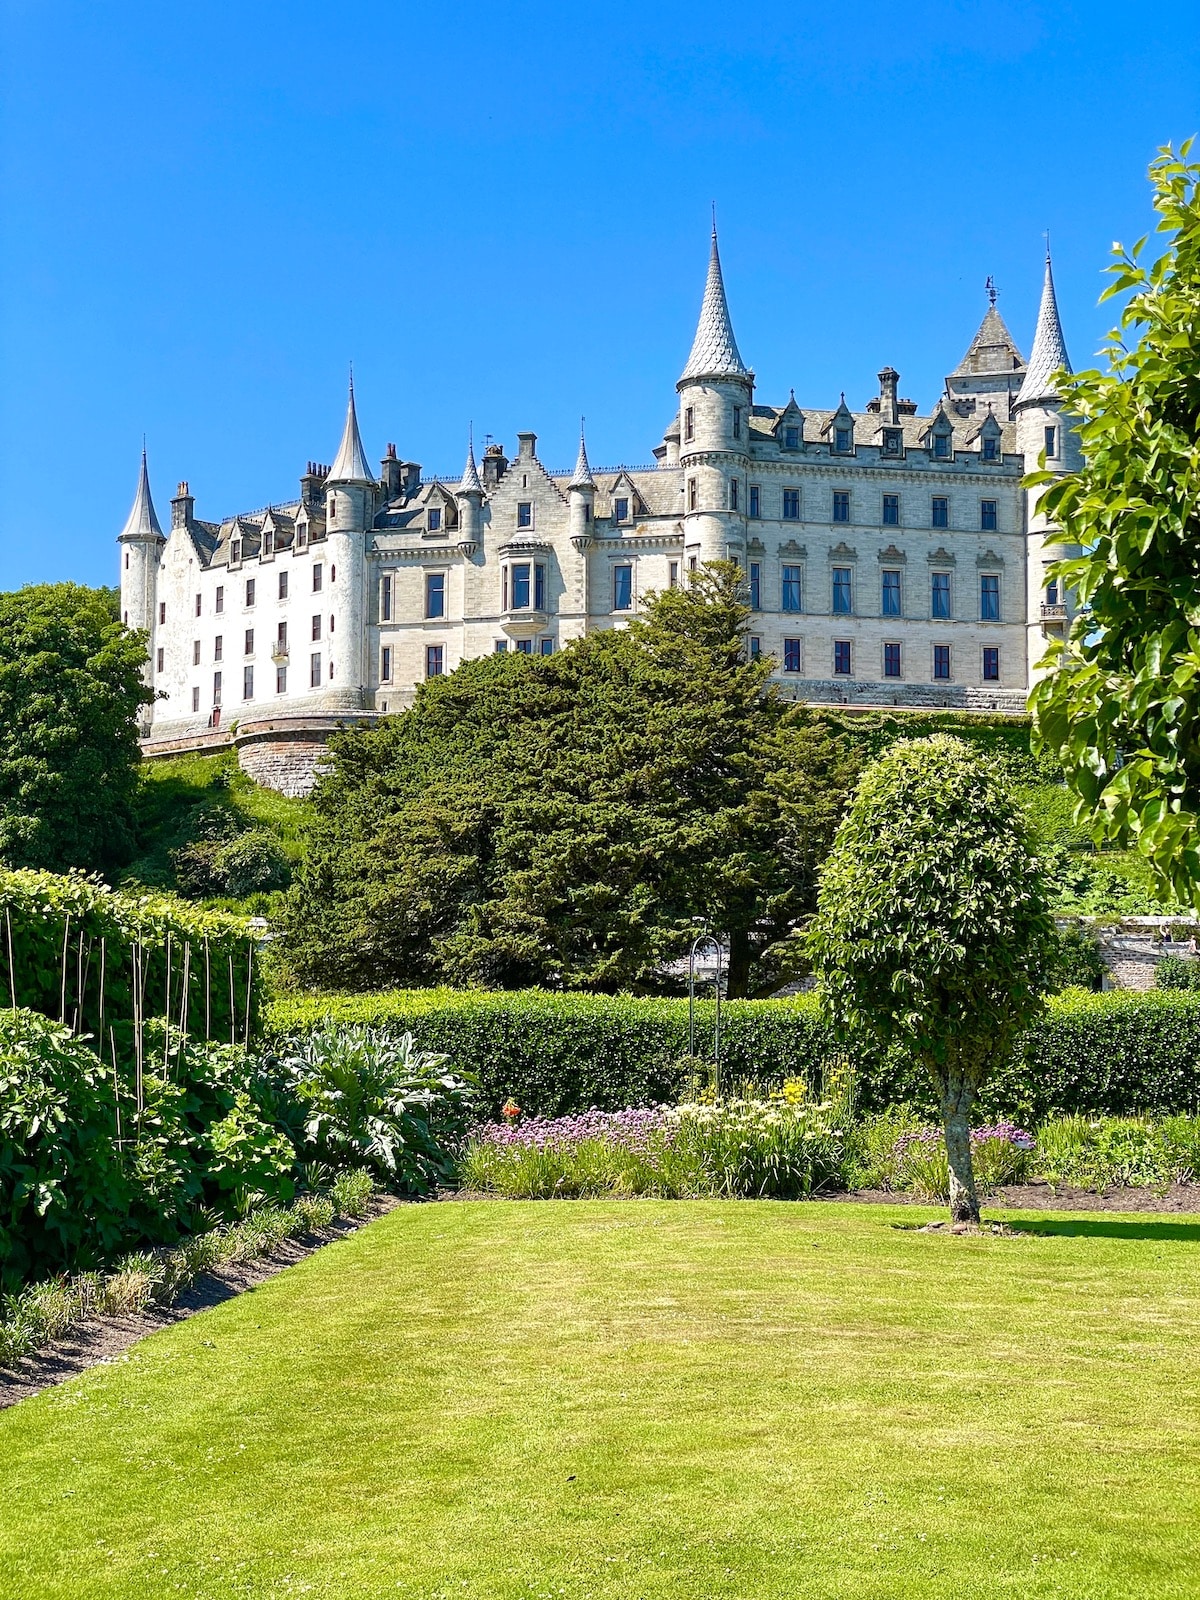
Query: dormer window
[
  {"left": 882, "top": 429, "right": 902, "bottom": 454},
  {"left": 296, "top": 524, "right": 308, "bottom": 549},
  {"left": 835, "top": 427, "right": 852, "bottom": 453},
  {"left": 429, "top": 507, "right": 442, "bottom": 532},
  {"left": 934, "top": 432, "right": 951, "bottom": 459},
  {"left": 784, "top": 426, "right": 800, "bottom": 449},
  {"left": 614, "top": 497, "right": 629, "bottom": 523},
  {"left": 263, "top": 530, "right": 274, "bottom": 555},
  {"left": 982, "top": 436, "right": 998, "bottom": 461},
  {"left": 517, "top": 502, "right": 533, "bottom": 529},
  {"left": 230, "top": 540, "right": 241, "bottom": 565}
]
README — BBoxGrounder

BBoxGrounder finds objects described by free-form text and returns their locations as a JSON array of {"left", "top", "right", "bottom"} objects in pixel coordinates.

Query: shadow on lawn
[{"left": 1010, "top": 1217, "right": 1200, "bottom": 1243}]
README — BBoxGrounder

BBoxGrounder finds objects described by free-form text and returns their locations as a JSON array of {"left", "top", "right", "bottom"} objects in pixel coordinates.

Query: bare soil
[
  {"left": 0, "top": 1197, "right": 401, "bottom": 1411},
  {"left": 817, "top": 1179, "right": 1200, "bottom": 1213}
]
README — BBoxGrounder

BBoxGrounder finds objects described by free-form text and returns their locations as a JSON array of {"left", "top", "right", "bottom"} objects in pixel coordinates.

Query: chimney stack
[
  {"left": 878, "top": 367, "right": 900, "bottom": 425},
  {"left": 171, "top": 480, "right": 194, "bottom": 531}
]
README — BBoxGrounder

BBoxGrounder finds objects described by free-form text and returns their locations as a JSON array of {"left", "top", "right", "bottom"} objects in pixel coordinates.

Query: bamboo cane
[
  {"left": 243, "top": 942, "right": 253, "bottom": 1046},
  {"left": 59, "top": 915, "right": 70, "bottom": 1023},
  {"left": 4, "top": 905, "right": 15, "bottom": 1009}
]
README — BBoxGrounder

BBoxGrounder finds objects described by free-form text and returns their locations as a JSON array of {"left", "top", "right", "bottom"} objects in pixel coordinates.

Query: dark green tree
[
  {"left": 0, "top": 584, "right": 153, "bottom": 874},
  {"left": 1031, "top": 143, "right": 1200, "bottom": 906},
  {"left": 283, "top": 565, "right": 862, "bottom": 997},
  {"left": 808, "top": 736, "right": 1056, "bottom": 1224}
]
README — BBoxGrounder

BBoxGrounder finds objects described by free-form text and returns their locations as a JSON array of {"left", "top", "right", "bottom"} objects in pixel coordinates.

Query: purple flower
[{"left": 472, "top": 1106, "right": 671, "bottom": 1152}]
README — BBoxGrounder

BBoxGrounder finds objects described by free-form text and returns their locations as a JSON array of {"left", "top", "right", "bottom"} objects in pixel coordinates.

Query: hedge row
[
  {"left": 266, "top": 986, "right": 1200, "bottom": 1121},
  {"left": 0, "top": 869, "right": 260, "bottom": 1060}
]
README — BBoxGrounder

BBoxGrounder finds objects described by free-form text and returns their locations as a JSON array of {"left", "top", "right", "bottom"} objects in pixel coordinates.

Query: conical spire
[
  {"left": 327, "top": 372, "right": 373, "bottom": 483},
  {"left": 117, "top": 447, "right": 164, "bottom": 543},
  {"left": 458, "top": 429, "right": 482, "bottom": 496},
  {"left": 951, "top": 303, "right": 1025, "bottom": 379},
  {"left": 569, "top": 419, "right": 595, "bottom": 490},
  {"left": 678, "top": 228, "right": 751, "bottom": 387},
  {"left": 1016, "top": 251, "right": 1072, "bottom": 407}
]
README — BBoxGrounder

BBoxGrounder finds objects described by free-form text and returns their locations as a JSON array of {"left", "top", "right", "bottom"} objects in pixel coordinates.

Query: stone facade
[{"left": 119, "top": 235, "right": 1080, "bottom": 788}]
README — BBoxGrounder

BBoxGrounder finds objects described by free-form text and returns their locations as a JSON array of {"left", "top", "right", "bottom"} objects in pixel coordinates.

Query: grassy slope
[{"left": 2, "top": 1201, "right": 1199, "bottom": 1600}]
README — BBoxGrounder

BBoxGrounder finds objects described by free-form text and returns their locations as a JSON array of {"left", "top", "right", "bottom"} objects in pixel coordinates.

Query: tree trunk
[
  {"left": 725, "top": 927, "right": 752, "bottom": 1000},
  {"left": 941, "top": 1075, "right": 980, "bottom": 1225}
]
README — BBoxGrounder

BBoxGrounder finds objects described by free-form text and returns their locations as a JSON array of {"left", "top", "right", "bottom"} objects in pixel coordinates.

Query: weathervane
[{"left": 985, "top": 275, "right": 998, "bottom": 307}]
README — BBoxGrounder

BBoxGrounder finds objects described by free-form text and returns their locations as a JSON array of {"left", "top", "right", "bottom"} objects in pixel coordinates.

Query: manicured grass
[{"left": 2, "top": 1200, "right": 1199, "bottom": 1599}]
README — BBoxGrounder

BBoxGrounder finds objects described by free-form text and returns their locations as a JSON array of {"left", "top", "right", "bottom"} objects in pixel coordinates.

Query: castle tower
[
  {"left": 117, "top": 447, "right": 165, "bottom": 662},
  {"left": 456, "top": 431, "right": 484, "bottom": 554},
  {"left": 323, "top": 375, "right": 375, "bottom": 709},
  {"left": 568, "top": 421, "right": 596, "bottom": 546},
  {"left": 1014, "top": 250, "right": 1079, "bottom": 680},
  {"left": 677, "top": 228, "right": 753, "bottom": 569}
]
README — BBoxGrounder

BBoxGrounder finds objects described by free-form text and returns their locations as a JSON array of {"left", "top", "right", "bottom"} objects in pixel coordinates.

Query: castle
[{"left": 119, "top": 232, "right": 1078, "bottom": 793}]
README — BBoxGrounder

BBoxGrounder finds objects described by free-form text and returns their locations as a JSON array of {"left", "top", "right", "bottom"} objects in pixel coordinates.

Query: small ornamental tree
[
  {"left": 1030, "top": 143, "right": 1200, "bottom": 906},
  {"left": 808, "top": 736, "right": 1056, "bottom": 1223}
]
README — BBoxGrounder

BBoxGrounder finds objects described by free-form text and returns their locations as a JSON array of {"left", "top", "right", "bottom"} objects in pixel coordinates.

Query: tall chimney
[
  {"left": 878, "top": 367, "right": 900, "bottom": 425},
  {"left": 171, "top": 481, "right": 194, "bottom": 531}
]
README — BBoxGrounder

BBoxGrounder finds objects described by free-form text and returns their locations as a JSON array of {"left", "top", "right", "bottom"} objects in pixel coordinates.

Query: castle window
[
  {"left": 277, "top": 621, "right": 288, "bottom": 649},
  {"left": 329, "top": 660, "right": 335, "bottom": 680},
  {"left": 1045, "top": 425, "right": 1058, "bottom": 458},
  {"left": 381, "top": 575, "right": 393, "bottom": 622},
  {"left": 688, "top": 478, "right": 698, "bottom": 512},
  {"left": 613, "top": 564, "right": 633, "bottom": 611},
  {"left": 215, "top": 585, "right": 224, "bottom": 614},
  {"left": 296, "top": 524, "right": 307, "bottom": 549},
  {"left": 517, "top": 502, "right": 533, "bottom": 529},
  {"left": 933, "top": 432, "right": 951, "bottom": 459},
  {"left": 245, "top": 579, "right": 256, "bottom": 607},
  {"left": 931, "top": 497, "right": 949, "bottom": 529},
  {"left": 884, "top": 642, "right": 901, "bottom": 679},
  {"left": 426, "top": 572, "right": 446, "bottom": 619},
  {"left": 195, "top": 593, "right": 201, "bottom": 617},
  {"left": 783, "top": 638, "right": 802, "bottom": 673},
  {"left": 278, "top": 572, "right": 289, "bottom": 601},
  {"left": 312, "top": 615, "right": 321, "bottom": 642},
  {"left": 159, "top": 602, "right": 166, "bottom": 625},
  {"left": 782, "top": 565, "right": 803, "bottom": 613},
  {"left": 748, "top": 636, "right": 761, "bottom": 660},
  {"left": 313, "top": 564, "right": 323, "bottom": 593},
  {"left": 213, "top": 671, "right": 222, "bottom": 706},
  {"left": 834, "top": 427, "right": 852, "bottom": 453},
  {"left": 749, "top": 562, "right": 761, "bottom": 610},
  {"left": 156, "top": 647, "right": 164, "bottom": 673},
  {"left": 539, "top": 638, "right": 554, "bottom": 656},
  {"left": 1046, "top": 577, "right": 1060, "bottom": 606},
  {"left": 494, "top": 640, "right": 508, "bottom": 653},
  {"left": 329, "top": 614, "right": 335, "bottom": 633},
  {"left": 276, "top": 664, "right": 287, "bottom": 695},
  {"left": 244, "top": 629, "right": 254, "bottom": 656},
  {"left": 981, "top": 499, "right": 998, "bottom": 532},
  {"left": 615, "top": 497, "right": 629, "bottom": 523},
  {"left": 331, "top": 565, "right": 336, "bottom": 582},
  {"left": 982, "top": 435, "right": 998, "bottom": 461},
  {"left": 516, "top": 639, "right": 534, "bottom": 655},
  {"left": 882, "top": 494, "right": 899, "bottom": 526},
  {"left": 685, "top": 406, "right": 695, "bottom": 442},
  {"left": 669, "top": 560, "right": 680, "bottom": 589},
  {"left": 782, "top": 489, "right": 800, "bottom": 521},
  {"left": 749, "top": 485, "right": 760, "bottom": 519},
  {"left": 243, "top": 665, "right": 254, "bottom": 700},
  {"left": 511, "top": 564, "right": 531, "bottom": 609},
  {"left": 264, "top": 530, "right": 274, "bottom": 555},
  {"left": 429, "top": 507, "right": 442, "bottom": 532},
  {"left": 214, "top": 635, "right": 223, "bottom": 662},
  {"left": 123, "top": 611, "right": 128, "bottom": 624},
  {"left": 231, "top": 540, "right": 241, "bottom": 565},
  {"left": 981, "top": 573, "right": 1000, "bottom": 621},
  {"left": 832, "top": 491, "right": 850, "bottom": 523},
  {"left": 689, "top": 555, "right": 698, "bottom": 573},
  {"left": 785, "top": 426, "right": 800, "bottom": 450},
  {"left": 426, "top": 645, "right": 445, "bottom": 678},
  {"left": 193, "top": 640, "right": 201, "bottom": 666},
  {"left": 192, "top": 686, "right": 200, "bottom": 712},
  {"left": 833, "top": 640, "right": 852, "bottom": 675},
  {"left": 381, "top": 646, "right": 393, "bottom": 681},
  {"left": 124, "top": 552, "right": 129, "bottom": 570},
  {"left": 983, "top": 646, "right": 1000, "bottom": 682},
  {"left": 931, "top": 571, "right": 951, "bottom": 620},
  {"left": 882, "top": 569, "right": 902, "bottom": 617},
  {"left": 730, "top": 481, "right": 738, "bottom": 512},
  {"left": 882, "top": 429, "right": 902, "bottom": 454},
  {"left": 933, "top": 644, "right": 951, "bottom": 681},
  {"left": 310, "top": 653, "right": 321, "bottom": 688},
  {"left": 733, "top": 406, "right": 742, "bottom": 439},
  {"left": 832, "top": 567, "right": 853, "bottom": 615}
]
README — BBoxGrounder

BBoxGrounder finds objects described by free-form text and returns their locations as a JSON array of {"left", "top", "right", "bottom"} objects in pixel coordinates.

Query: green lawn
[{"left": 2, "top": 1200, "right": 1199, "bottom": 1599}]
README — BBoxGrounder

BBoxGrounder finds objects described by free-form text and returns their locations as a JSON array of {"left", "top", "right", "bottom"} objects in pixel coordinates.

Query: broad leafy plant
[
  {"left": 807, "top": 736, "right": 1056, "bottom": 1223},
  {"left": 1031, "top": 143, "right": 1200, "bottom": 905},
  {"left": 275, "top": 1025, "right": 475, "bottom": 1191}
]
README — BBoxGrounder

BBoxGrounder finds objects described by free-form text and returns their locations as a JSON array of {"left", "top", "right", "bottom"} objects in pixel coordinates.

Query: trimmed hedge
[{"left": 266, "top": 985, "right": 1200, "bottom": 1121}]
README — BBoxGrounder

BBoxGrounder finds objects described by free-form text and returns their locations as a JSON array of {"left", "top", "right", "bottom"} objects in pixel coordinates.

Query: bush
[
  {"left": 1048, "top": 923, "right": 1106, "bottom": 991},
  {"left": 268, "top": 985, "right": 1200, "bottom": 1124},
  {"left": 269, "top": 1026, "right": 475, "bottom": 1192},
  {"left": 1155, "top": 953, "right": 1200, "bottom": 990}
]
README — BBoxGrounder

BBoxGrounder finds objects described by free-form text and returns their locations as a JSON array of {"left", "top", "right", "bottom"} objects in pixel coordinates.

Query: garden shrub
[
  {"left": 1048, "top": 922, "right": 1106, "bottom": 992},
  {"left": 267, "top": 985, "right": 1200, "bottom": 1122},
  {"left": 1155, "top": 953, "right": 1200, "bottom": 991}
]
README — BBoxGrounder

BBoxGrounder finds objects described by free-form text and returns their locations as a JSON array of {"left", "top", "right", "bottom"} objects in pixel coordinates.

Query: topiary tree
[
  {"left": 1030, "top": 143, "right": 1200, "bottom": 906},
  {"left": 808, "top": 735, "right": 1057, "bottom": 1223}
]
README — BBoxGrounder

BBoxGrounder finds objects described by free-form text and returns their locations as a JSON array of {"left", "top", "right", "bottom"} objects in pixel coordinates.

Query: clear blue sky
[{"left": 1, "top": 0, "right": 1195, "bottom": 589}]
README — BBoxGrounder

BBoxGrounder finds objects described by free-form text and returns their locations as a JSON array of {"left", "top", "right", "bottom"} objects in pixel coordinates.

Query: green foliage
[
  {"left": 1035, "top": 1113, "right": 1200, "bottom": 1189},
  {"left": 808, "top": 736, "right": 1056, "bottom": 1104},
  {"left": 0, "top": 867, "right": 261, "bottom": 1064},
  {"left": 1155, "top": 953, "right": 1200, "bottom": 990},
  {"left": 0, "top": 583, "right": 153, "bottom": 874},
  {"left": 1047, "top": 921, "right": 1106, "bottom": 992},
  {"left": 269, "top": 1026, "right": 475, "bottom": 1191},
  {"left": 1031, "top": 143, "right": 1200, "bottom": 907},
  {"left": 282, "top": 565, "right": 865, "bottom": 998}
]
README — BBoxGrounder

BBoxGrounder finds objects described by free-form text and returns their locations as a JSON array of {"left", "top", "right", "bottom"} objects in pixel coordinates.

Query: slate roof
[
  {"left": 1016, "top": 255, "right": 1072, "bottom": 407},
  {"left": 118, "top": 450, "right": 164, "bottom": 542},
  {"left": 678, "top": 231, "right": 751, "bottom": 385}
]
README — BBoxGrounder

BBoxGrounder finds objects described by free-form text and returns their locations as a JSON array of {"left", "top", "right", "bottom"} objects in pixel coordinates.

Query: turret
[
  {"left": 568, "top": 421, "right": 596, "bottom": 548},
  {"left": 676, "top": 227, "right": 753, "bottom": 567},
  {"left": 117, "top": 447, "right": 165, "bottom": 645},
  {"left": 456, "top": 431, "right": 484, "bottom": 554},
  {"left": 1014, "top": 250, "right": 1081, "bottom": 677},
  {"left": 321, "top": 375, "right": 375, "bottom": 711}
]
